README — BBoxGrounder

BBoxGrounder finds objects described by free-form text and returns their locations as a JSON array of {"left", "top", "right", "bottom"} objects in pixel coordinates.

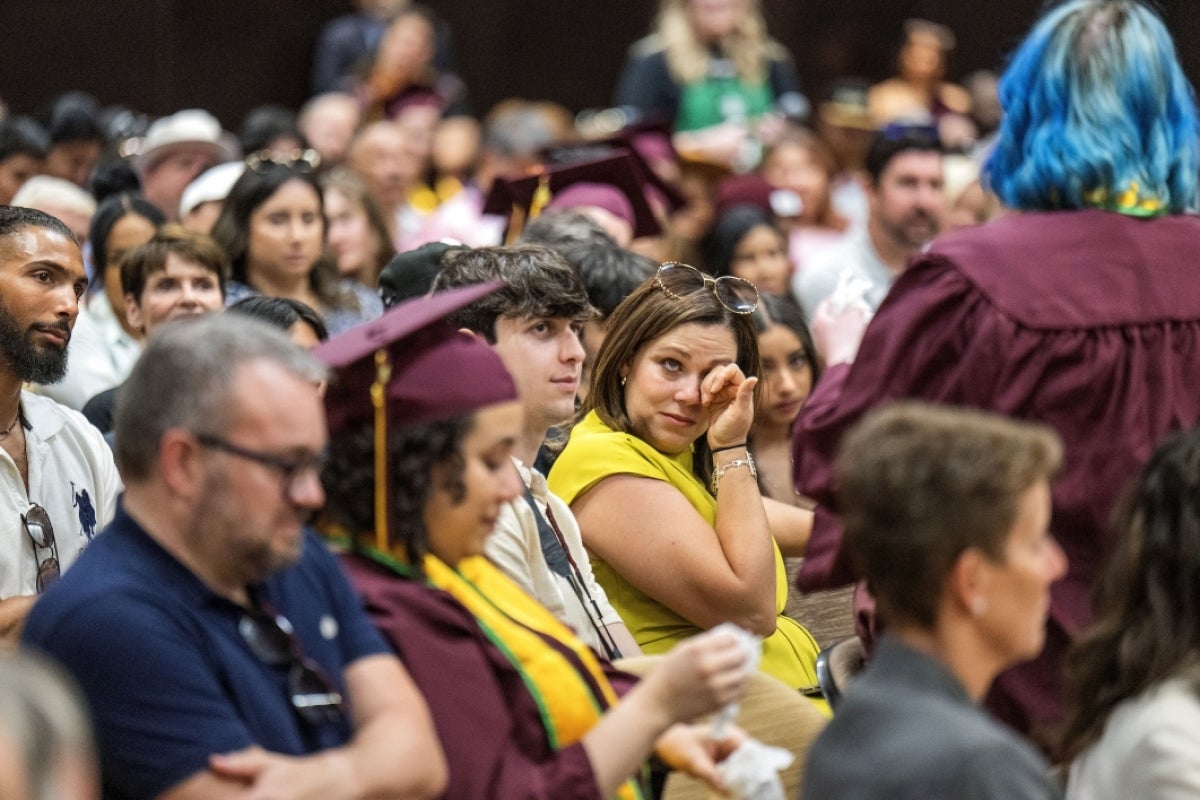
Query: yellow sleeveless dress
[{"left": 549, "top": 411, "right": 821, "bottom": 695}]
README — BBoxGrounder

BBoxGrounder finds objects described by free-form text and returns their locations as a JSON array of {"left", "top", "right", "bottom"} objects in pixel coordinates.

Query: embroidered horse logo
[{"left": 72, "top": 482, "right": 97, "bottom": 540}]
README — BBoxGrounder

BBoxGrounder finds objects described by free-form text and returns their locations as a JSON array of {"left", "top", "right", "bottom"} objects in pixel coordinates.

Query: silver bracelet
[{"left": 711, "top": 451, "right": 757, "bottom": 494}]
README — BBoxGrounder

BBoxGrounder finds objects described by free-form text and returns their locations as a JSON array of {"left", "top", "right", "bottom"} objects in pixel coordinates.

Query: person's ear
[
  {"left": 158, "top": 430, "right": 207, "bottom": 500},
  {"left": 459, "top": 327, "right": 483, "bottom": 341},
  {"left": 124, "top": 292, "right": 145, "bottom": 334},
  {"left": 949, "top": 547, "right": 991, "bottom": 618}
]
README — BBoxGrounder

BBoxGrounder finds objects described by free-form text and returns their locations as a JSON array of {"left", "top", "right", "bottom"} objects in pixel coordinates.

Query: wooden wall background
[{"left": 1, "top": 1, "right": 1197, "bottom": 129}]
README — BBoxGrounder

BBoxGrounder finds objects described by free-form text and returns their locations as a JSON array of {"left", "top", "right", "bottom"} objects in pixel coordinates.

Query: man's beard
[
  {"left": 0, "top": 301, "right": 70, "bottom": 385},
  {"left": 892, "top": 209, "right": 941, "bottom": 250},
  {"left": 188, "top": 465, "right": 308, "bottom": 589}
]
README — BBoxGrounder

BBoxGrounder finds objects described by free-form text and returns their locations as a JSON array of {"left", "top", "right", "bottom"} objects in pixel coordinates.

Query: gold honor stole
[{"left": 359, "top": 542, "right": 647, "bottom": 800}]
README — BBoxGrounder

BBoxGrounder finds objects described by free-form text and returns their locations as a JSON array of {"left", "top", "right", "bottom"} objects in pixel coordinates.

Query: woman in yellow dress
[{"left": 549, "top": 263, "right": 821, "bottom": 696}]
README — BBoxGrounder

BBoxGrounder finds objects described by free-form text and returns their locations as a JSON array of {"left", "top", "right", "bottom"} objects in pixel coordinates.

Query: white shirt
[
  {"left": 1067, "top": 672, "right": 1200, "bottom": 800},
  {"left": 792, "top": 225, "right": 896, "bottom": 322},
  {"left": 0, "top": 392, "right": 122, "bottom": 597},
  {"left": 485, "top": 457, "right": 624, "bottom": 654},
  {"left": 33, "top": 295, "right": 142, "bottom": 410}
]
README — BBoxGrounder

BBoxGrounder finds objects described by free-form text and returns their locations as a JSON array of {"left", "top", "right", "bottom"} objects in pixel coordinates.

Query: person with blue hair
[{"left": 791, "top": 0, "right": 1200, "bottom": 743}]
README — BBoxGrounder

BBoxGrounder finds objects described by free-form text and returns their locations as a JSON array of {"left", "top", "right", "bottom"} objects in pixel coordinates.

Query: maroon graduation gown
[
  {"left": 792, "top": 209, "right": 1200, "bottom": 734},
  {"left": 339, "top": 553, "right": 639, "bottom": 800}
]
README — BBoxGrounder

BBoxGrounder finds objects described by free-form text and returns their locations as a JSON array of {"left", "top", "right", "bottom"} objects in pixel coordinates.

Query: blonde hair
[{"left": 656, "top": 0, "right": 780, "bottom": 85}]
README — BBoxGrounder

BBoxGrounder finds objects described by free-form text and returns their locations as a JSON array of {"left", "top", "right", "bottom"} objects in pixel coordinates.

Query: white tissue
[
  {"left": 715, "top": 739, "right": 794, "bottom": 800},
  {"left": 708, "top": 622, "right": 761, "bottom": 741}
]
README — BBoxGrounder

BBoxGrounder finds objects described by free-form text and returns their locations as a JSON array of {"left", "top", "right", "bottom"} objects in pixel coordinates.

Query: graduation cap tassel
[
  {"left": 529, "top": 174, "right": 552, "bottom": 218},
  {"left": 371, "top": 348, "right": 392, "bottom": 553}
]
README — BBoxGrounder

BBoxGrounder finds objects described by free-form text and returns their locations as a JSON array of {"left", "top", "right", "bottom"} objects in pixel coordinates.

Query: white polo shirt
[{"left": 0, "top": 391, "right": 121, "bottom": 597}]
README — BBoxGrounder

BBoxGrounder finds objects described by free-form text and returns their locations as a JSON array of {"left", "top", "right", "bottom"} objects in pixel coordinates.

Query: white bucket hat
[{"left": 136, "top": 109, "right": 240, "bottom": 173}]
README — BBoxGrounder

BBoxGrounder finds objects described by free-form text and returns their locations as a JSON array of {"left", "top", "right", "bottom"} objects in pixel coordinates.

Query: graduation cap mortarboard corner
[
  {"left": 483, "top": 153, "right": 663, "bottom": 242},
  {"left": 316, "top": 281, "right": 517, "bottom": 551},
  {"left": 541, "top": 131, "right": 687, "bottom": 216}
]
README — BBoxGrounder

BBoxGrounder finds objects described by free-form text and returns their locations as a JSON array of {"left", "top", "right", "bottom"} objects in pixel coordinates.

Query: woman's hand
[
  {"left": 640, "top": 628, "right": 752, "bottom": 725},
  {"left": 654, "top": 723, "right": 747, "bottom": 794},
  {"left": 703, "top": 364, "right": 758, "bottom": 450}
]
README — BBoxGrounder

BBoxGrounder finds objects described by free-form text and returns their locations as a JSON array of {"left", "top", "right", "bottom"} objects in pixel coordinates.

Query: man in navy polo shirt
[{"left": 23, "top": 314, "right": 446, "bottom": 800}]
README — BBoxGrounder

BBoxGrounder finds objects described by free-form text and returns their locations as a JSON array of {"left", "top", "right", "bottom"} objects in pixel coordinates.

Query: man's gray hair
[{"left": 114, "top": 314, "right": 326, "bottom": 481}]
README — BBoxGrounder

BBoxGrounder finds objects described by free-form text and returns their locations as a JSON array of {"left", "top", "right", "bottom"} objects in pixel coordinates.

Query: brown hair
[
  {"left": 119, "top": 224, "right": 228, "bottom": 302},
  {"left": 1056, "top": 427, "right": 1200, "bottom": 763},
  {"left": 582, "top": 267, "right": 761, "bottom": 486},
  {"left": 319, "top": 166, "right": 395, "bottom": 287},
  {"left": 762, "top": 128, "right": 848, "bottom": 230},
  {"left": 838, "top": 402, "right": 1062, "bottom": 629},
  {"left": 434, "top": 244, "right": 594, "bottom": 342}
]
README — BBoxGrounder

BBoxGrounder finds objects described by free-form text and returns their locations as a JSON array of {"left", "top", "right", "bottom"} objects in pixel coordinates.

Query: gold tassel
[
  {"left": 529, "top": 174, "right": 552, "bottom": 218},
  {"left": 370, "top": 348, "right": 392, "bottom": 553}
]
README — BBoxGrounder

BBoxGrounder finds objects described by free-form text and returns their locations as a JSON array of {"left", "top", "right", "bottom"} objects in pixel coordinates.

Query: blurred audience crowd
[{"left": 2, "top": 1, "right": 1200, "bottom": 799}]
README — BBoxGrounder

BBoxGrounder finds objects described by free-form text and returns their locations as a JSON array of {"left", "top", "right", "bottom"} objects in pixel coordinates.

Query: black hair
[
  {"left": 751, "top": 292, "right": 822, "bottom": 385},
  {"left": 211, "top": 163, "right": 353, "bottom": 312},
  {"left": 702, "top": 204, "right": 781, "bottom": 279},
  {"left": 87, "top": 192, "right": 165, "bottom": 287},
  {"left": 0, "top": 205, "right": 77, "bottom": 247},
  {"left": 38, "top": 93, "right": 104, "bottom": 146},
  {"left": 239, "top": 105, "right": 306, "bottom": 155},
  {"left": 227, "top": 295, "right": 329, "bottom": 341},
  {"left": 322, "top": 415, "right": 472, "bottom": 572},
  {"left": 0, "top": 117, "right": 50, "bottom": 162},
  {"left": 865, "top": 125, "right": 943, "bottom": 184},
  {"left": 89, "top": 158, "right": 142, "bottom": 205}
]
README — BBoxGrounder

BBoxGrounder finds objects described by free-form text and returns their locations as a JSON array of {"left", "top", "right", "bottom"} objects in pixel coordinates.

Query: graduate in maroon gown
[
  {"left": 793, "top": 0, "right": 1200, "bottom": 740},
  {"left": 315, "top": 284, "right": 753, "bottom": 799}
]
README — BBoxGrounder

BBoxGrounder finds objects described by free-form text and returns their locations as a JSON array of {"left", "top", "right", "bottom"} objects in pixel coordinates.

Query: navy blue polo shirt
[{"left": 23, "top": 503, "right": 390, "bottom": 800}]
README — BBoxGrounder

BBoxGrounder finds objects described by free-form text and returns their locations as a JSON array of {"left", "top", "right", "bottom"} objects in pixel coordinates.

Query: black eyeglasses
[
  {"left": 655, "top": 262, "right": 759, "bottom": 315},
  {"left": 244, "top": 147, "right": 322, "bottom": 174},
  {"left": 239, "top": 605, "right": 345, "bottom": 727},
  {"left": 194, "top": 433, "right": 327, "bottom": 501},
  {"left": 23, "top": 504, "right": 59, "bottom": 594}
]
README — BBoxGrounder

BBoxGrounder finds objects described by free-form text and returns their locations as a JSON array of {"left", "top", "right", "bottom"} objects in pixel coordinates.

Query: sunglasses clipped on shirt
[
  {"left": 238, "top": 602, "right": 345, "bottom": 728},
  {"left": 23, "top": 503, "right": 59, "bottom": 594}
]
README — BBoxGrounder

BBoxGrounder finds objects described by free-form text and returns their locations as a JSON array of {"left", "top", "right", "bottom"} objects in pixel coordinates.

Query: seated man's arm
[
  {"left": 168, "top": 655, "right": 446, "bottom": 800},
  {"left": 0, "top": 595, "right": 37, "bottom": 644}
]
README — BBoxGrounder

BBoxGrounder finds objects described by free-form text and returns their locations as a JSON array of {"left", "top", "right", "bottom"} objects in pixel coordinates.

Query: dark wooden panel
[{"left": 1, "top": 1, "right": 1197, "bottom": 127}]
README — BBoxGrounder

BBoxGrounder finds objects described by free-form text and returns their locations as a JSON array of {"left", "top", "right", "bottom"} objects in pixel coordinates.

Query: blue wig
[{"left": 985, "top": 0, "right": 1199, "bottom": 213}]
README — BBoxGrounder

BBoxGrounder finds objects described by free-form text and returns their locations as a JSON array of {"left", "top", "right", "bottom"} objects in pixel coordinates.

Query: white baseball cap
[{"left": 179, "top": 161, "right": 246, "bottom": 219}]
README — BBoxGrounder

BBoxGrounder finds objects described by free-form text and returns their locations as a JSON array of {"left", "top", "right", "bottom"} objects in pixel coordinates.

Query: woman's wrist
[
  {"left": 710, "top": 441, "right": 747, "bottom": 454},
  {"left": 711, "top": 451, "right": 757, "bottom": 494}
]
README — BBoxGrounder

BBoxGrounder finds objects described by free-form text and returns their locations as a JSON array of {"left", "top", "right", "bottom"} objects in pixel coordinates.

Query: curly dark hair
[
  {"left": 321, "top": 416, "right": 471, "bottom": 571},
  {"left": 1056, "top": 427, "right": 1200, "bottom": 763}
]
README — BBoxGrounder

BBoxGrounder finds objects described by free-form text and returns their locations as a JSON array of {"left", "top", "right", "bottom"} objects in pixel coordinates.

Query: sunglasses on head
[
  {"left": 655, "top": 262, "right": 759, "bottom": 315},
  {"left": 244, "top": 148, "right": 322, "bottom": 174}
]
